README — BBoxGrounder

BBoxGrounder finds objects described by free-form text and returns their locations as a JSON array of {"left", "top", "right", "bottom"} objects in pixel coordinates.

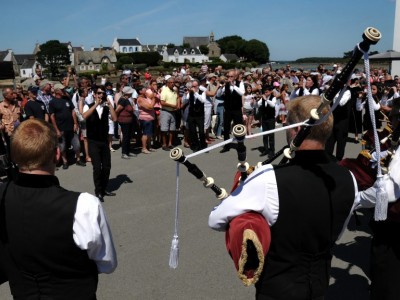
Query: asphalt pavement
[{"left": 0, "top": 127, "right": 372, "bottom": 299}]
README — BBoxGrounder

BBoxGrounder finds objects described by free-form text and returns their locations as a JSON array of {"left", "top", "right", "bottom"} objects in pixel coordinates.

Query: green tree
[
  {"left": 244, "top": 39, "right": 269, "bottom": 64},
  {"left": 199, "top": 45, "right": 209, "bottom": 55},
  {"left": 167, "top": 43, "right": 176, "bottom": 48},
  {"left": 36, "top": 40, "right": 70, "bottom": 76},
  {"left": 217, "top": 35, "right": 269, "bottom": 64},
  {"left": 343, "top": 50, "right": 353, "bottom": 59},
  {"left": 217, "top": 35, "right": 245, "bottom": 53}
]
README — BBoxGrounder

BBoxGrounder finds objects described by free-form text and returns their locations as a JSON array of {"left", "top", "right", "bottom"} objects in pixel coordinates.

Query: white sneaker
[{"left": 216, "top": 136, "right": 223, "bottom": 140}]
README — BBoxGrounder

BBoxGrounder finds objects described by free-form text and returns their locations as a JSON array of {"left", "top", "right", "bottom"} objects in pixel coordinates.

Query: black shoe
[
  {"left": 128, "top": 153, "right": 137, "bottom": 157},
  {"left": 220, "top": 147, "right": 230, "bottom": 153},
  {"left": 62, "top": 163, "right": 69, "bottom": 170},
  {"left": 96, "top": 194, "right": 104, "bottom": 202},
  {"left": 260, "top": 151, "right": 268, "bottom": 157},
  {"left": 103, "top": 191, "right": 116, "bottom": 197},
  {"left": 76, "top": 160, "right": 86, "bottom": 167}
]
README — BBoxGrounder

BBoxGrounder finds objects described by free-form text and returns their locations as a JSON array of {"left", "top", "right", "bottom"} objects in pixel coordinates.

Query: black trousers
[
  {"left": 326, "top": 119, "right": 349, "bottom": 161},
  {"left": 262, "top": 118, "right": 275, "bottom": 154},
  {"left": 88, "top": 139, "right": 111, "bottom": 196},
  {"left": 370, "top": 220, "right": 400, "bottom": 300},
  {"left": 119, "top": 122, "right": 133, "bottom": 155},
  {"left": 223, "top": 109, "right": 243, "bottom": 141},
  {"left": 188, "top": 115, "right": 206, "bottom": 151}
]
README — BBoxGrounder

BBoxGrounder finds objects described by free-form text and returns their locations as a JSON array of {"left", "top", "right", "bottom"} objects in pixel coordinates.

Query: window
[
  {"left": 122, "top": 47, "right": 127, "bottom": 53},
  {"left": 129, "top": 47, "right": 133, "bottom": 52}
]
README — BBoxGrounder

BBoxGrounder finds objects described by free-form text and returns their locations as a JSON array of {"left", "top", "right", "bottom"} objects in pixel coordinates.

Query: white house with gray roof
[
  {"left": 112, "top": 38, "right": 142, "bottom": 53},
  {"left": 14, "top": 54, "right": 38, "bottom": 78},
  {"left": 162, "top": 47, "right": 209, "bottom": 63}
]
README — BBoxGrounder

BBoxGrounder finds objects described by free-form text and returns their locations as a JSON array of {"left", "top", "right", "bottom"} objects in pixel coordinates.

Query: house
[
  {"left": 14, "top": 54, "right": 38, "bottom": 78},
  {"left": 220, "top": 53, "right": 240, "bottom": 62},
  {"left": 74, "top": 48, "right": 117, "bottom": 73},
  {"left": 112, "top": 38, "right": 142, "bottom": 53},
  {"left": 183, "top": 32, "right": 221, "bottom": 58},
  {"left": 162, "top": 47, "right": 209, "bottom": 63},
  {"left": 91, "top": 46, "right": 113, "bottom": 51},
  {"left": 142, "top": 44, "right": 167, "bottom": 55},
  {"left": 0, "top": 49, "right": 18, "bottom": 76}
]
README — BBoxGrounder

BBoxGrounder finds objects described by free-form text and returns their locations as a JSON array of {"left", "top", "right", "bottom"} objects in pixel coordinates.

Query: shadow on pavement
[
  {"left": 327, "top": 209, "right": 373, "bottom": 299},
  {"left": 108, "top": 174, "right": 133, "bottom": 192}
]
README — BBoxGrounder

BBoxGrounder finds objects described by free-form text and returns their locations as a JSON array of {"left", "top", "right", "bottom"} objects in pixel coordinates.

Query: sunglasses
[{"left": 97, "top": 91, "right": 104, "bottom": 95}]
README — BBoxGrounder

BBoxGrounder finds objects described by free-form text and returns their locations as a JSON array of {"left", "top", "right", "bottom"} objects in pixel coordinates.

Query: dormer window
[{"left": 191, "top": 49, "right": 195, "bottom": 55}]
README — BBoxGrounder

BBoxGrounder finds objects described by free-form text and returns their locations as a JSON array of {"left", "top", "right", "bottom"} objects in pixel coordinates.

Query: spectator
[
  {"left": 138, "top": 89, "right": 156, "bottom": 154},
  {"left": 83, "top": 85, "right": 117, "bottom": 201},
  {"left": 49, "top": 85, "right": 85, "bottom": 169}
]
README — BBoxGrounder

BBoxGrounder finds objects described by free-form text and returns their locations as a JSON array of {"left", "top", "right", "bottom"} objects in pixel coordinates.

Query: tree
[
  {"left": 217, "top": 35, "right": 245, "bottom": 54},
  {"left": 36, "top": 40, "right": 70, "bottom": 76},
  {"left": 217, "top": 35, "right": 269, "bottom": 64},
  {"left": 244, "top": 39, "right": 269, "bottom": 64},
  {"left": 343, "top": 50, "right": 353, "bottom": 59},
  {"left": 199, "top": 45, "right": 209, "bottom": 55},
  {"left": 167, "top": 43, "right": 176, "bottom": 48}
]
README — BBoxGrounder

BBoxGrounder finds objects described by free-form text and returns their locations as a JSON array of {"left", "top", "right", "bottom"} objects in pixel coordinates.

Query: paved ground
[{"left": 0, "top": 128, "right": 373, "bottom": 299}]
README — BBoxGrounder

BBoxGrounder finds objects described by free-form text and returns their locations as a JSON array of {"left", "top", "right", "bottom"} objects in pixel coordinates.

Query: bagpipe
[{"left": 169, "top": 27, "right": 383, "bottom": 285}]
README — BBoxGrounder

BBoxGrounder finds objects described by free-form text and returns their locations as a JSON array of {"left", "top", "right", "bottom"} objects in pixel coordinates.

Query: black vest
[
  {"left": 224, "top": 82, "right": 242, "bottom": 111},
  {"left": 0, "top": 173, "right": 98, "bottom": 299},
  {"left": 86, "top": 103, "right": 109, "bottom": 142},
  {"left": 332, "top": 89, "right": 351, "bottom": 122},
  {"left": 188, "top": 91, "right": 204, "bottom": 117},
  {"left": 255, "top": 151, "right": 355, "bottom": 299},
  {"left": 261, "top": 94, "right": 275, "bottom": 120}
]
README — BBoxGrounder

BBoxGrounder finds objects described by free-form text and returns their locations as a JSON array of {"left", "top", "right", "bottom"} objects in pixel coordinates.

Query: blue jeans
[{"left": 214, "top": 103, "right": 224, "bottom": 136}]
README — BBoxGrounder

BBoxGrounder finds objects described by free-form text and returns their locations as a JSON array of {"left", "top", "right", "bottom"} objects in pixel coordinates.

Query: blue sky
[{"left": 0, "top": 0, "right": 396, "bottom": 61}]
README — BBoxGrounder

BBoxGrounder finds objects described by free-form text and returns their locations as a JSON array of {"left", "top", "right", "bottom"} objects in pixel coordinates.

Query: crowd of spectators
[{"left": 1, "top": 62, "right": 399, "bottom": 166}]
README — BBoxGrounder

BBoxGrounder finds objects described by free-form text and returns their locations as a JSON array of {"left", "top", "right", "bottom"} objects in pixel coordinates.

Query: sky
[{"left": 0, "top": 0, "right": 397, "bottom": 61}]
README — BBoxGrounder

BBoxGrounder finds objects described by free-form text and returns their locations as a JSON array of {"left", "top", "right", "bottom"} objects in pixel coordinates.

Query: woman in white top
[{"left": 242, "top": 84, "right": 256, "bottom": 135}]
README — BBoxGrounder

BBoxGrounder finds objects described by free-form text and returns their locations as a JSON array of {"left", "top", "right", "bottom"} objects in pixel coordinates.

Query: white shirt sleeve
[
  {"left": 73, "top": 193, "right": 118, "bottom": 273},
  {"left": 337, "top": 90, "right": 351, "bottom": 106},
  {"left": 208, "top": 164, "right": 279, "bottom": 231},
  {"left": 233, "top": 81, "right": 245, "bottom": 96},
  {"left": 266, "top": 97, "right": 276, "bottom": 107},
  {"left": 356, "top": 149, "right": 400, "bottom": 208}
]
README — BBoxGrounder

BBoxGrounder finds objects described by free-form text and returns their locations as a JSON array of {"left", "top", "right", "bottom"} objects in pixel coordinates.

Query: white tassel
[
  {"left": 374, "top": 176, "right": 388, "bottom": 221},
  {"left": 169, "top": 235, "right": 179, "bottom": 269}
]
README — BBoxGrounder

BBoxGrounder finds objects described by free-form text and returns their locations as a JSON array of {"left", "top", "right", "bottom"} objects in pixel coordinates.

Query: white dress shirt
[{"left": 73, "top": 192, "right": 117, "bottom": 273}]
